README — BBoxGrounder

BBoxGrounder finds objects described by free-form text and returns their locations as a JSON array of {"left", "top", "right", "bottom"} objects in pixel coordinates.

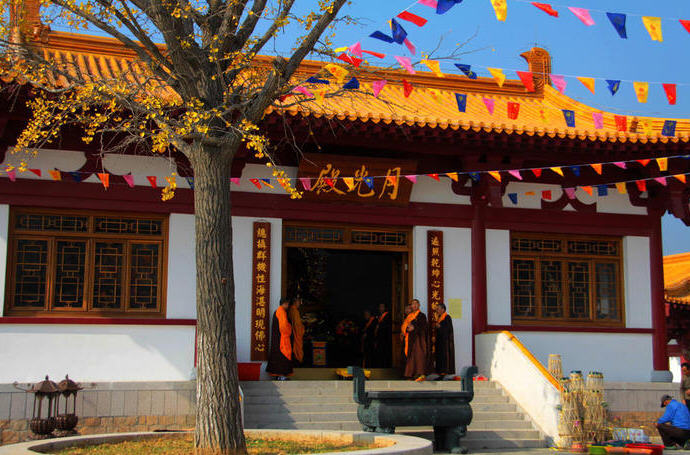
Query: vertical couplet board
[
  {"left": 251, "top": 222, "right": 271, "bottom": 361},
  {"left": 427, "top": 230, "right": 444, "bottom": 354}
]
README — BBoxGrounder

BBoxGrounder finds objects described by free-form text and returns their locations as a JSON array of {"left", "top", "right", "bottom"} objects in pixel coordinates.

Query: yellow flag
[
  {"left": 550, "top": 167, "right": 564, "bottom": 177},
  {"left": 333, "top": 46, "right": 348, "bottom": 53},
  {"left": 657, "top": 157, "right": 668, "bottom": 172},
  {"left": 591, "top": 163, "right": 602, "bottom": 175},
  {"left": 490, "top": 0, "right": 507, "bottom": 21},
  {"left": 488, "top": 171, "right": 502, "bottom": 182},
  {"left": 642, "top": 16, "right": 663, "bottom": 42},
  {"left": 446, "top": 172, "right": 458, "bottom": 182},
  {"left": 314, "top": 88, "right": 327, "bottom": 103},
  {"left": 429, "top": 88, "right": 442, "bottom": 102},
  {"left": 342, "top": 177, "right": 355, "bottom": 191},
  {"left": 422, "top": 59, "right": 444, "bottom": 78},
  {"left": 488, "top": 68, "right": 506, "bottom": 87},
  {"left": 673, "top": 174, "right": 687, "bottom": 183},
  {"left": 633, "top": 82, "right": 649, "bottom": 103},
  {"left": 324, "top": 63, "right": 348, "bottom": 83},
  {"left": 615, "top": 182, "right": 627, "bottom": 194},
  {"left": 577, "top": 77, "right": 596, "bottom": 94}
]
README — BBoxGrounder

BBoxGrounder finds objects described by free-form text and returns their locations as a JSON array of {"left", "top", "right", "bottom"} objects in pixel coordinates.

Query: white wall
[
  {"left": 410, "top": 177, "right": 470, "bottom": 205},
  {"left": 413, "top": 226, "right": 472, "bottom": 372},
  {"left": 623, "top": 236, "right": 652, "bottom": 328},
  {"left": 0, "top": 204, "right": 8, "bottom": 317},
  {"left": 486, "top": 229, "right": 511, "bottom": 326},
  {"left": 166, "top": 214, "right": 196, "bottom": 319},
  {"left": 0, "top": 324, "right": 195, "bottom": 382}
]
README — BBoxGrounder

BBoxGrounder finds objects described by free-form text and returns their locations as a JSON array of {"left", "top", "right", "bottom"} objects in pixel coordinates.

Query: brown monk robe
[
  {"left": 361, "top": 310, "right": 377, "bottom": 368},
  {"left": 434, "top": 303, "right": 455, "bottom": 377},
  {"left": 289, "top": 297, "right": 305, "bottom": 364},
  {"left": 266, "top": 298, "right": 293, "bottom": 379},
  {"left": 374, "top": 303, "right": 392, "bottom": 368},
  {"left": 403, "top": 299, "right": 429, "bottom": 380}
]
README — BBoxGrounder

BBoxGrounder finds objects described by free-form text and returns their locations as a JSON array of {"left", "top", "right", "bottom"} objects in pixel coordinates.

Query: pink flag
[
  {"left": 568, "top": 7, "right": 595, "bottom": 26},
  {"left": 395, "top": 56, "right": 415, "bottom": 74},
  {"left": 230, "top": 177, "right": 241, "bottom": 185},
  {"left": 123, "top": 174, "right": 135, "bottom": 188},
  {"left": 405, "top": 175, "right": 417, "bottom": 183},
  {"left": 564, "top": 188, "right": 576, "bottom": 199},
  {"left": 299, "top": 178, "right": 312, "bottom": 191},
  {"left": 372, "top": 80, "right": 387, "bottom": 97},
  {"left": 655, "top": 177, "right": 668, "bottom": 186},
  {"left": 483, "top": 97, "right": 495, "bottom": 114},
  {"left": 592, "top": 112, "right": 604, "bottom": 129},
  {"left": 6, "top": 169, "right": 15, "bottom": 182},
  {"left": 613, "top": 162, "right": 627, "bottom": 169},
  {"left": 293, "top": 86, "right": 313, "bottom": 97},
  {"left": 550, "top": 74, "right": 567, "bottom": 94},
  {"left": 508, "top": 170, "right": 523, "bottom": 180},
  {"left": 348, "top": 42, "right": 362, "bottom": 58},
  {"left": 418, "top": 0, "right": 437, "bottom": 7},
  {"left": 403, "top": 38, "right": 416, "bottom": 55}
]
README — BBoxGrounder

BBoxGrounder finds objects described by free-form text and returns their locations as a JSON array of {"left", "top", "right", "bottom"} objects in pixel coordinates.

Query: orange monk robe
[
  {"left": 401, "top": 310, "right": 419, "bottom": 358},
  {"left": 266, "top": 305, "right": 293, "bottom": 377},
  {"left": 289, "top": 305, "right": 305, "bottom": 363}
]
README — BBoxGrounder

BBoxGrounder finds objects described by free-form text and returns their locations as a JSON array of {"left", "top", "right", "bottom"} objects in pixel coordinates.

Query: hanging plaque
[
  {"left": 427, "top": 230, "right": 444, "bottom": 353},
  {"left": 251, "top": 222, "right": 271, "bottom": 361}
]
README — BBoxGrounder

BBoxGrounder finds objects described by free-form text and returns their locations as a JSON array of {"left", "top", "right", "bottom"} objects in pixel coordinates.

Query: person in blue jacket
[{"left": 657, "top": 394, "right": 690, "bottom": 449}]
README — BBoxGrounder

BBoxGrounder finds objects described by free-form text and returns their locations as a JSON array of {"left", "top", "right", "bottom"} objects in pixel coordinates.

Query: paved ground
[{"left": 443, "top": 450, "right": 690, "bottom": 455}]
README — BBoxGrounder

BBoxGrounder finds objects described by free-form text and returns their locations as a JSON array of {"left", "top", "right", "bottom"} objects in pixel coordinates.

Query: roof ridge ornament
[{"left": 519, "top": 47, "right": 551, "bottom": 95}]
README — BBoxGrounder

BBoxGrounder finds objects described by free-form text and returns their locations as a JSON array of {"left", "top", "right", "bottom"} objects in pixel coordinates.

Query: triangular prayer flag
[
  {"left": 637, "top": 159, "right": 650, "bottom": 167},
  {"left": 429, "top": 88, "right": 442, "bottom": 102},
  {"left": 370, "top": 31, "right": 395, "bottom": 43},
  {"left": 362, "top": 50, "right": 385, "bottom": 59},
  {"left": 397, "top": 11, "right": 428, "bottom": 26},
  {"left": 49, "top": 169, "right": 61, "bottom": 181},
  {"left": 395, "top": 56, "right": 415, "bottom": 74},
  {"left": 508, "top": 193, "right": 518, "bottom": 205},
  {"left": 337, "top": 53, "right": 360, "bottom": 67},
  {"left": 488, "top": 171, "right": 502, "bottom": 182},
  {"left": 446, "top": 172, "right": 458, "bottom": 182},
  {"left": 324, "top": 63, "right": 348, "bottom": 83},
  {"left": 525, "top": 191, "right": 536, "bottom": 196},
  {"left": 299, "top": 178, "right": 312, "bottom": 191},
  {"left": 343, "top": 77, "right": 359, "bottom": 90},
  {"left": 185, "top": 177, "right": 194, "bottom": 189},
  {"left": 260, "top": 178, "right": 274, "bottom": 189},
  {"left": 278, "top": 93, "right": 293, "bottom": 102},
  {"left": 306, "top": 76, "right": 329, "bottom": 84},
  {"left": 419, "top": 0, "right": 437, "bottom": 7},
  {"left": 569, "top": 7, "right": 594, "bottom": 26},
  {"left": 633, "top": 81, "right": 649, "bottom": 103},
  {"left": 455, "top": 64, "right": 477, "bottom": 79},
  {"left": 469, "top": 173, "right": 481, "bottom": 182},
  {"left": 657, "top": 157, "right": 668, "bottom": 171},
  {"left": 313, "top": 88, "right": 327, "bottom": 103},
  {"left": 532, "top": 3, "right": 558, "bottom": 17},
  {"left": 597, "top": 185, "right": 608, "bottom": 196},
  {"left": 655, "top": 177, "right": 668, "bottom": 186},
  {"left": 663, "top": 84, "right": 677, "bottom": 105},
  {"left": 231, "top": 177, "right": 241, "bottom": 185},
  {"left": 422, "top": 59, "right": 443, "bottom": 77},
  {"left": 577, "top": 77, "right": 595, "bottom": 94},
  {"left": 147, "top": 176, "right": 157, "bottom": 188},
  {"left": 387, "top": 175, "right": 398, "bottom": 187},
  {"left": 403, "top": 38, "right": 416, "bottom": 55},
  {"left": 249, "top": 178, "right": 262, "bottom": 189},
  {"left": 591, "top": 163, "right": 603, "bottom": 175},
  {"left": 455, "top": 93, "right": 467, "bottom": 112},
  {"left": 508, "top": 170, "right": 522, "bottom": 180},
  {"left": 562, "top": 109, "right": 575, "bottom": 127},
  {"left": 490, "top": 0, "right": 507, "bottom": 21},
  {"left": 488, "top": 68, "right": 506, "bottom": 87},
  {"left": 343, "top": 177, "right": 355, "bottom": 191},
  {"left": 662, "top": 120, "right": 677, "bottom": 137},
  {"left": 636, "top": 180, "right": 647, "bottom": 192},
  {"left": 541, "top": 190, "right": 552, "bottom": 200},
  {"left": 372, "top": 80, "right": 387, "bottom": 97},
  {"left": 390, "top": 18, "right": 407, "bottom": 44},
  {"left": 402, "top": 79, "right": 414, "bottom": 98},
  {"left": 436, "top": 0, "right": 462, "bottom": 14},
  {"left": 6, "top": 169, "right": 15, "bottom": 182},
  {"left": 673, "top": 174, "right": 686, "bottom": 183},
  {"left": 507, "top": 102, "right": 520, "bottom": 120},
  {"left": 97, "top": 173, "right": 109, "bottom": 189},
  {"left": 606, "top": 80, "right": 620, "bottom": 96},
  {"left": 550, "top": 167, "right": 564, "bottom": 177},
  {"left": 613, "top": 162, "right": 627, "bottom": 169},
  {"left": 592, "top": 112, "right": 604, "bottom": 129},
  {"left": 29, "top": 169, "right": 41, "bottom": 177},
  {"left": 606, "top": 13, "right": 627, "bottom": 38},
  {"left": 581, "top": 186, "right": 593, "bottom": 196},
  {"left": 516, "top": 71, "right": 535, "bottom": 92},
  {"left": 348, "top": 41, "right": 362, "bottom": 57},
  {"left": 293, "top": 85, "right": 314, "bottom": 97},
  {"left": 564, "top": 188, "right": 576, "bottom": 199},
  {"left": 483, "top": 97, "right": 495, "bottom": 114},
  {"left": 361, "top": 177, "right": 372, "bottom": 190},
  {"left": 614, "top": 115, "right": 627, "bottom": 132},
  {"left": 642, "top": 16, "right": 663, "bottom": 42},
  {"left": 69, "top": 172, "right": 82, "bottom": 183},
  {"left": 680, "top": 19, "right": 690, "bottom": 35},
  {"left": 615, "top": 182, "right": 627, "bottom": 194},
  {"left": 428, "top": 173, "right": 440, "bottom": 181},
  {"left": 570, "top": 166, "right": 581, "bottom": 177},
  {"left": 405, "top": 175, "right": 417, "bottom": 183},
  {"left": 550, "top": 74, "right": 567, "bottom": 94},
  {"left": 532, "top": 169, "right": 542, "bottom": 178}
]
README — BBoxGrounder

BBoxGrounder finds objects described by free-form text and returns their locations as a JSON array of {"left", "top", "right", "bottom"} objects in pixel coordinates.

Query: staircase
[{"left": 241, "top": 379, "right": 547, "bottom": 450}]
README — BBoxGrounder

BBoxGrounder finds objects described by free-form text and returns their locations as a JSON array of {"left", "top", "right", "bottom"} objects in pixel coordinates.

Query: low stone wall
[{"left": 0, "top": 381, "right": 195, "bottom": 445}]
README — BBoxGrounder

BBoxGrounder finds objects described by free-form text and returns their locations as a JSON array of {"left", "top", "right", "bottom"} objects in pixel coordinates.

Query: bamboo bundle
[{"left": 548, "top": 354, "right": 563, "bottom": 379}]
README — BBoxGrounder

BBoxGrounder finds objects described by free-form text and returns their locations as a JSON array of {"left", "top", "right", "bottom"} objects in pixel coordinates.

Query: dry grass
[{"left": 49, "top": 434, "right": 383, "bottom": 455}]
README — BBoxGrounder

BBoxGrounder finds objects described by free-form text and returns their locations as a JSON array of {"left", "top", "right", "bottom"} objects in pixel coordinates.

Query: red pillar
[
  {"left": 472, "top": 200, "right": 488, "bottom": 361},
  {"left": 650, "top": 213, "right": 669, "bottom": 371}
]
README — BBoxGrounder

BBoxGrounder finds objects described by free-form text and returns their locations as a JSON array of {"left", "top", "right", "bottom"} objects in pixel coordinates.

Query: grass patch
[{"left": 49, "top": 433, "right": 385, "bottom": 455}]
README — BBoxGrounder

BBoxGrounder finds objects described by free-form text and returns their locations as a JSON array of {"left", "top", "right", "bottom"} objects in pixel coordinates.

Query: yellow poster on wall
[{"left": 448, "top": 298, "right": 463, "bottom": 319}]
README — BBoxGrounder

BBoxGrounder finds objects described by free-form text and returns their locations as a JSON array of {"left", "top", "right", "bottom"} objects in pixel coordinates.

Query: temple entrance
[{"left": 282, "top": 223, "right": 412, "bottom": 377}]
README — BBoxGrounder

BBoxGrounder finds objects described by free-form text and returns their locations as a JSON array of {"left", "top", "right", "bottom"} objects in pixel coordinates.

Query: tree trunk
[{"left": 189, "top": 141, "right": 246, "bottom": 455}]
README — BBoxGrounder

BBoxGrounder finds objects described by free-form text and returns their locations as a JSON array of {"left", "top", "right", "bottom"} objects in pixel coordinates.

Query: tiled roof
[{"left": 664, "top": 252, "right": 690, "bottom": 305}]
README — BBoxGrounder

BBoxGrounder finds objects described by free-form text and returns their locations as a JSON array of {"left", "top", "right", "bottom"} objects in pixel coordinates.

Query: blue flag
[
  {"left": 606, "top": 80, "right": 621, "bottom": 96},
  {"left": 185, "top": 177, "right": 194, "bottom": 189},
  {"left": 437, "top": 0, "right": 463, "bottom": 14},
  {"left": 343, "top": 77, "right": 360, "bottom": 90},
  {"left": 391, "top": 18, "right": 407, "bottom": 44},
  {"left": 306, "top": 76, "right": 330, "bottom": 84},
  {"left": 508, "top": 193, "right": 518, "bottom": 205},
  {"left": 370, "top": 31, "right": 395, "bottom": 43},
  {"left": 562, "top": 109, "right": 575, "bottom": 127},
  {"left": 455, "top": 64, "right": 477, "bottom": 79},
  {"left": 662, "top": 120, "right": 677, "bottom": 137},
  {"left": 570, "top": 166, "right": 581, "bottom": 177},
  {"left": 597, "top": 185, "right": 609, "bottom": 197},
  {"left": 606, "top": 13, "right": 627, "bottom": 39},
  {"left": 364, "top": 176, "right": 374, "bottom": 189},
  {"left": 469, "top": 172, "right": 480, "bottom": 182},
  {"left": 69, "top": 171, "right": 82, "bottom": 183},
  {"left": 455, "top": 93, "right": 467, "bottom": 112}
]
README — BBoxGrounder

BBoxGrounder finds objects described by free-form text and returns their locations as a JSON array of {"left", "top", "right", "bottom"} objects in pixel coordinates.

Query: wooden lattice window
[
  {"left": 510, "top": 233, "right": 623, "bottom": 326},
  {"left": 5, "top": 209, "right": 168, "bottom": 317}
]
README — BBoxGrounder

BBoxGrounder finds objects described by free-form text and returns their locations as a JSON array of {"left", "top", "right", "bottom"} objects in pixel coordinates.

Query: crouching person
[{"left": 657, "top": 394, "right": 690, "bottom": 450}]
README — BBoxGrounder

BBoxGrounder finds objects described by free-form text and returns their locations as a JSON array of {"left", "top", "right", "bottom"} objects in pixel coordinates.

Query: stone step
[
  {"left": 244, "top": 421, "right": 363, "bottom": 431},
  {"left": 243, "top": 397, "right": 517, "bottom": 412},
  {"left": 399, "top": 430, "right": 546, "bottom": 450},
  {"left": 242, "top": 395, "right": 508, "bottom": 406},
  {"left": 243, "top": 416, "right": 533, "bottom": 431},
  {"left": 240, "top": 381, "right": 497, "bottom": 391}
]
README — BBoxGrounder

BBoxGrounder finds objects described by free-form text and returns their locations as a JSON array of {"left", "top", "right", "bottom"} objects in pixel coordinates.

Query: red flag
[
  {"left": 680, "top": 19, "right": 690, "bottom": 34},
  {"left": 541, "top": 190, "right": 552, "bottom": 200},
  {"left": 532, "top": 169, "right": 542, "bottom": 178},
  {"left": 337, "top": 53, "right": 362, "bottom": 67},
  {"left": 278, "top": 93, "right": 293, "bottom": 102},
  {"left": 249, "top": 178, "right": 262, "bottom": 189},
  {"left": 29, "top": 169, "right": 41, "bottom": 177},
  {"left": 532, "top": 2, "right": 558, "bottom": 17},
  {"left": 663, "top": 84, "right": 677, "bottom": 105},
  {"left": 147, "top": 176, "right": 157, "bottom": 188},
  {"left": 402, "top": 79, "right": 414, "bottom": 98},
  {"left": 428, "top": 173, "right": 440, "bottom": 181},
  {"left": 507, "top": 102, "right": 520, "bottom": 120},
  {"left": 397, "top": 11, "right": 428, "bottom": 26},
  {"left": 637, "top": 159, "right": 650, "bottom": 167},
  {"left": 636, "top": 180, "right": 647, "bottom": 192},
  {"left": 582, "top": 186, "right": 593, "bottom": 196},
  {"left": 362, "top": 50, "right": 385, "bottom": 59},
  {"left": 614, "top": 115, "right": 627, "bottom": 132},
  {"left": 516, "top": 71, "right": 535, "bottom": 92},
  {"left": 97, "top": 173, "right": 109, "bottom": 189}
]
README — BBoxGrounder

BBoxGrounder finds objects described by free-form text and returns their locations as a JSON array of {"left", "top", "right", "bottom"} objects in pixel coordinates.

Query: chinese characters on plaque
[
  {"left": 427, "top": 230, "right": 444, "bottom": 354},
  {"left": 310, "top": 163, "right": 402, "bottom": 200},
  {"left": 251, "top": 222, "right": 271, "bottom": 361}
]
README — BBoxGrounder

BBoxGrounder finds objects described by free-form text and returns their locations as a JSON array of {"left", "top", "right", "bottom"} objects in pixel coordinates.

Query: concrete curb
[{"left": 0, "top": 429, "right": 432, "bottom": 455}]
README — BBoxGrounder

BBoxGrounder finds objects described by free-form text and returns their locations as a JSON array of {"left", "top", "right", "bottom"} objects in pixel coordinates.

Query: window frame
[
  {"left": 510, "top": 232, "right": 625, "bottom": 327},
  {"left": 5, "top": 208, "right": 168, "bottom": 318}
]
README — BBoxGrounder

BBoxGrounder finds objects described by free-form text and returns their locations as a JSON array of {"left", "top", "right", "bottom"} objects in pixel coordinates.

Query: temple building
[
  {"left": 1, "top": 21, "right": 690, "bottom": 385},
  {"left": 664, "top": 252, "right": 690, "bottom": 380}
]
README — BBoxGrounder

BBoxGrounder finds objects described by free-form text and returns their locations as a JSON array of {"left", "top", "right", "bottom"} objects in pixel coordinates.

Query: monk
[
  {"left": 361, "top": 310, "right": 377, "bottom": 368},
  {"left": 266, "top": 298, "right": 293, "bottom": 380},
  {"left": 434, "top": 303, "right": 455, "bottom": 378},
  {"left": 374, "top": 303, "right": 392, "bottom": 368},
  {"left": 400, "top": 304, "right": 412, "bottom": 362},
  {"left": 402, "top": 299, "right": 428, "bottom": 381},
  {"left": 289, "top": 296, "right": 305, "bottom": 365}
]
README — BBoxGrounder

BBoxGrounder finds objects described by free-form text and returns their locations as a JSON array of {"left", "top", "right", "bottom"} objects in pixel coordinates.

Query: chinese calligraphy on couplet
[
  {"left": 427, "top": 230, "right": 444, "bottom": 355},
  {"left": 251, "top": 222, "right": 271, "bottom": 361}
]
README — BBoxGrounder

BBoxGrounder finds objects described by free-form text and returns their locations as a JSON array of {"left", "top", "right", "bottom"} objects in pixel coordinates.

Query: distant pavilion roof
[{"left": 664, "top": 252, "right": 690, "bottom": 306}]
